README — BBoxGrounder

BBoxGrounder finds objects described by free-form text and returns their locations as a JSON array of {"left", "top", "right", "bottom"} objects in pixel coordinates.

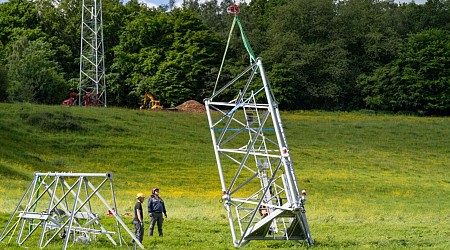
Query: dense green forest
[{"left": 0, "top": 0, "right": 449, "bottom": 115}]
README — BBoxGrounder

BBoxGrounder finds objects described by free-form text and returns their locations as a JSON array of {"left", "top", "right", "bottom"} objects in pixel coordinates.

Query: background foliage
[
  {"left": 358, "top": 29, "right": 450, "bottom": 115},
  {"left": 0, "top": 0, "right": 449, "bottom": 115}
]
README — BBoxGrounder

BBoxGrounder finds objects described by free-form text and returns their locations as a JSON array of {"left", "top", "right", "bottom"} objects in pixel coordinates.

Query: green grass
[{"left": 0, "top": 103, "right": 449, "bottom": 249}]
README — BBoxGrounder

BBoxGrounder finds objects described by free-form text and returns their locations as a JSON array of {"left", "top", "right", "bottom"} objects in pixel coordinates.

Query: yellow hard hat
[{"left": 136, "top": 193, "right": 145, "bottom": 199}]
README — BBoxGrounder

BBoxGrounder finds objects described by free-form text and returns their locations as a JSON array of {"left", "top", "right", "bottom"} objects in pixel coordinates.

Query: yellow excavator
[{"left": 140, "top": 92, "right": 163, "bottom": 110}]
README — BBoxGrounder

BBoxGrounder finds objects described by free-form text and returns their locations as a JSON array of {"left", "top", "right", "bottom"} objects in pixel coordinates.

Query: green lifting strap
[
  {"left": 235, "top": 15, "right": 256, "bottom": 63},
  {"left": 212, "top": 14, "right": 257, "bottom": 96}
]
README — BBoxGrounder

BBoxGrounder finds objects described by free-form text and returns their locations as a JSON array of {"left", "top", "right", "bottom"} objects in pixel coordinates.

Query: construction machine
[{"left": 140, "top": 92, "right": 163, "bottom": 110}]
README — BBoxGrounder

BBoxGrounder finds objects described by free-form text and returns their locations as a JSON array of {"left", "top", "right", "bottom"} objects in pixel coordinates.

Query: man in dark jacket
[{"left": 147, "top": 188, "right": 167, "bottom": 236}]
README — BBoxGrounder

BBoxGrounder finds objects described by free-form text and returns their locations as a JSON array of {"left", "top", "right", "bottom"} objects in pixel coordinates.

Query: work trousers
[
  {"left": 149, "top": 212, "right": 164, "bottom": 236},
  {"left": 133, "top": 221, "right": 144, "bottom": 243}
]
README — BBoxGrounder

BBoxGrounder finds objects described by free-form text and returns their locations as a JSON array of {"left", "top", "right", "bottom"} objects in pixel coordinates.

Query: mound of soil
[{"left": 176, "top": 100, "right": 206, "bottom": 113}]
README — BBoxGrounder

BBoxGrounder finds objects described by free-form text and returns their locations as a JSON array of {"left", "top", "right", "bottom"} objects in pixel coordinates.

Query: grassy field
[{"left": 0, "top": 103, "right": 449, "bottom": 249}]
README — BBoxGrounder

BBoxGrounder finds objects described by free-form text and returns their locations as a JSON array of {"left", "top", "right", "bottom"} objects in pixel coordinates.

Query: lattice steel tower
[
  {"left": 79, "top": 0, "right": 106, "bottom": 107},
  {"left": 204, "top": 4, "right": 313, "bottom": 247}
]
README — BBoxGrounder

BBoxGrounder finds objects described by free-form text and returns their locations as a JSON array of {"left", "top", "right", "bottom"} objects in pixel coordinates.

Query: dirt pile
[{"left": 176, "top": 100, "right": 206, "bottom": 113}]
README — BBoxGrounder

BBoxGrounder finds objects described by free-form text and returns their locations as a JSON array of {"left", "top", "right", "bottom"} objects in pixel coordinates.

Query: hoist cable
[
  {"left": 212, "top": 12, "right": 257, "bottom": 97},
  {"left": 213, "top": 16, "right": 237, "bottom": 96}
]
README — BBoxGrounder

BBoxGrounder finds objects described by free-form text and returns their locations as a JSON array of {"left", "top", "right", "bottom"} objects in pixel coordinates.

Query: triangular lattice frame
[
  {"left": 0, "top": 172, "right": 143, "bottom": 249},
  {"left": 204, "top": 58, "right": 314, "bottom": 247}
]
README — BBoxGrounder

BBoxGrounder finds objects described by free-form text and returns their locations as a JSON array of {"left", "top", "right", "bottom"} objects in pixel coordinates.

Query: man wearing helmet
[
  {"left": 148, "top": 188, "right": 167, "bottom": 236},
  {"left": 133, "top": 193, "right": 145, "bottom": 243}
]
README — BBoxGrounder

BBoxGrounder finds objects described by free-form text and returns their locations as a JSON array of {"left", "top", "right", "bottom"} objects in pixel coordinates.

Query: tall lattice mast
[
  {"left": 79, "top": 0, "right": 106, "bottom": 107},
  {"left": 204, "top": 4, "right": 313, "bottom": 247}
]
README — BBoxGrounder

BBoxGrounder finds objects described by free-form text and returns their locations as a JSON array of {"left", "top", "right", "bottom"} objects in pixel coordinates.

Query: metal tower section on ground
[
  {"left": 0, "top": 172, "right": 144, "bottom": 249},
  {"left": 79, "top": 0, "right": 106, "bottom": 107},
  {"left": 204, "top": 5, "right": 313, "bottom": 247}
]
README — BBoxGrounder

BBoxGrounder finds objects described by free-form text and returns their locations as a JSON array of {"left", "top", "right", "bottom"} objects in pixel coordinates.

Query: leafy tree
[
  {"left": 182, "top": 0, "right": 200, "bottom": 11},
  {"left": 419, "top": 0, "right": 450, "bottom": 31},
  {"left": 6, "top": 36, "right": 67, "bottom": 104},
  {"left": 109, "top": 7, "right": 170, "bottom": 107},
  {"left": 110, "top": 7, "right": 220, "bottom": 107},
  {"left": 358, "top": 29, "right": 450, "bottom": 115},
  {"left": 35, "top": 0, "right": 83, "bottom": 81},
  {"left": 144, "top": 10, "right": 221, "bottom": 106},
  {"left": 196, "top": 0, "right": 221, "bottom": 29},
  {"left": 0, "top": 0, "right": 39, "bottom": 44},
  {"left": 261, "top": 0, "right": 352, "bottom": 109},
  {"left": 394, "top": 0, "right": 450, "bottom": 37},
  {"left": 1, "top": 0, "right": 448, "bottom": 115},
  {"left": 150, "top": 25, "right": 221, "bottom": 105},
  {"left": 102, "top": 0, "right": 129, "bottom": 70},
  {"left": 334, "top": 0, "right": 402, "bottom": 108}
]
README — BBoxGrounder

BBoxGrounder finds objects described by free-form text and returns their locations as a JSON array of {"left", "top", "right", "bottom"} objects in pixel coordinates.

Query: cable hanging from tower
[{"left": 212, "top": 2, "right": 257, "bottom": 96}]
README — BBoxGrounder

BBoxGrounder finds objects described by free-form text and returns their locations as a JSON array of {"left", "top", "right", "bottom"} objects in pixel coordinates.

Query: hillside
[{"left": 0, "top": 103, "right": 449, "bottom": 249}]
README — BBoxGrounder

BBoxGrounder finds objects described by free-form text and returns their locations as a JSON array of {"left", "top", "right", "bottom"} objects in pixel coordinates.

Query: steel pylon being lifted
[
  {"left": 79, "top": 0, "right": 106, "bottom": 107},
  {"left": 204, "top": 4, "right": 313, "bottom": 247}
]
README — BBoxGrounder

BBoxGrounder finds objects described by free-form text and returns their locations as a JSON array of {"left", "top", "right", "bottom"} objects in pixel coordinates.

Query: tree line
[{"left": 0, "top": 0, "right": 449, "bottom": 115}]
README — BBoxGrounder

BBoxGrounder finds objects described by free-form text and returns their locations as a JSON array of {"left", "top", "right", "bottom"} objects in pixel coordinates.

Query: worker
[
  {"left": 259, "top": 204, "right": 269, "bottom": 218},
  {"left": 133, "top": 193, "right": 145, "bottom": 243},
  {"left": 147, "top": 188, "right": 167, "bottom": 236}
]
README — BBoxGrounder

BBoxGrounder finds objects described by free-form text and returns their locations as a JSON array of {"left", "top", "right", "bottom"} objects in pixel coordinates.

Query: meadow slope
[{"left": 0, "top": 103, "right": 449, "bottom": 249}]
